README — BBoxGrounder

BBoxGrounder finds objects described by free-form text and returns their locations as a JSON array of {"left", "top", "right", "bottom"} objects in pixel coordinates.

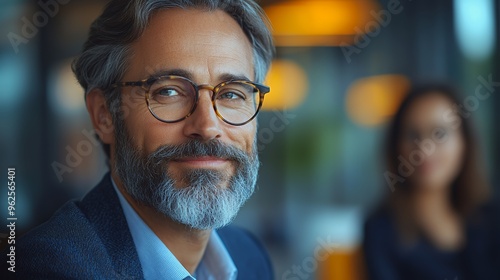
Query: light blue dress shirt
[{"left": 111, "top": 179, "right": 238, "bottom": 280}]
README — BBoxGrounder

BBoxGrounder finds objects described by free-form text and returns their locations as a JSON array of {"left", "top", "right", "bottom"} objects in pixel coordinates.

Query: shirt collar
[
  {"left": 196, "top": 232, "right": 238, "bottom": 280},
  {"left": 111, "top": 178, "right": 237, "bottom": 280}
]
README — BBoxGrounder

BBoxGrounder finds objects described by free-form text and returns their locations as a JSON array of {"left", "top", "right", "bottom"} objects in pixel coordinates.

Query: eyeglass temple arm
[{"left": 256, "top": 84, "right": 270, "bottom": 94}]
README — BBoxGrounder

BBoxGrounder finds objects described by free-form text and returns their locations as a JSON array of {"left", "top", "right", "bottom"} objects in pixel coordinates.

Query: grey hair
[{"left": 72, "top": 0, "right": 274, "bottom": 157}]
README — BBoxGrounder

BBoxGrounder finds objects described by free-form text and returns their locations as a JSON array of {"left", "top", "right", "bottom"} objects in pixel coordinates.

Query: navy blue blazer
[{"left": 1, "top": 174, "right": 274, "bottom": 279}]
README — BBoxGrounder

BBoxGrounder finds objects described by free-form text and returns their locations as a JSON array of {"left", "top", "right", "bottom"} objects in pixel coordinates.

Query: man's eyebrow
[
  {"left": 218, "top": 73, "right": 252, "bottom": 83},
  {"left": 148, "top": 69, "right": 194, "bottom": 80},
  {"left": 147, "top": 69, "right": 252, "bottom": 83}
]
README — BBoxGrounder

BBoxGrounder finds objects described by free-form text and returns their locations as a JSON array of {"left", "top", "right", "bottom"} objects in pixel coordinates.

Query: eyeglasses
[{"left": 112, "top": 75, "right": 270, "bottom": 126}]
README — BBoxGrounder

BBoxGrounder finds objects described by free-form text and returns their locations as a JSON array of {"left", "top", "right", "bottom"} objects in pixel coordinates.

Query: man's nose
[{"left": 182, "top": 89, "right": 223, "bottom": 141}]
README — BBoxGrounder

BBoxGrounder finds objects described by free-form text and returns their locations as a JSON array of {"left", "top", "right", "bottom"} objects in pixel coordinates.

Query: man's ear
[{"left": 86, "top": 89, "right": 115, "bottom": 145}]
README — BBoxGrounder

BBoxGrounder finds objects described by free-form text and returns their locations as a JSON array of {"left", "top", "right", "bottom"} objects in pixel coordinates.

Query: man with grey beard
[{"left": 1, "top": 0, "right": 274, "bottom": 279}]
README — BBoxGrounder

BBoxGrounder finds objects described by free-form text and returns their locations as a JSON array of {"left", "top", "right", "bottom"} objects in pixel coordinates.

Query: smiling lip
[{"left": 173, "top": 156, "right": 229, "bottom": 168}]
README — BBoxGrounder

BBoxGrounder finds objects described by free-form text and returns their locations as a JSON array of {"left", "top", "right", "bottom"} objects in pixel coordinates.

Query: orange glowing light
[
  {"left": 265, "top": 0, "right": 380, "bottom": 46},
  {"left": 263, "top": 59, "right": 308, "bottom": 110},
  {"left": 346, "top": 75, "right": 410, "bottom": 126}
]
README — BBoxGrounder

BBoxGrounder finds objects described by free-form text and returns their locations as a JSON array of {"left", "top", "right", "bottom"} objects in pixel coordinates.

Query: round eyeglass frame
[{"left": 112, "top": 75, "right": 270, "bottom": 126}]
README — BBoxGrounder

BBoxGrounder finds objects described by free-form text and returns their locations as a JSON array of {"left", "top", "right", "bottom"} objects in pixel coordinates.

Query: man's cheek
[{"left": 240, "top": 126, "right": 257, "bottom": 155}]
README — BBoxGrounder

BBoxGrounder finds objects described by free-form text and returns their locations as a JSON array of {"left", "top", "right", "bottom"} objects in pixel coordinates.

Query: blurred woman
[{"left": 363, "top": 84, "right": 500, "bottom": 280}]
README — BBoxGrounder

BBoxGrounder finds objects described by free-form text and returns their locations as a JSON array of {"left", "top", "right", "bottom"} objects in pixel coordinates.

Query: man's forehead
[
  {"left": 143, "top": 8, "right": 250, "bottom": 46},
  {"left": 126, "top": 8, "right": 254, "bottom": 82}
]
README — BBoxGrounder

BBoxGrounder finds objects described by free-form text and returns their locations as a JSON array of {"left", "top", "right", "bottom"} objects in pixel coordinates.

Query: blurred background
[{"left": 0, "top": 0, "right": 499, "bottom": 279}]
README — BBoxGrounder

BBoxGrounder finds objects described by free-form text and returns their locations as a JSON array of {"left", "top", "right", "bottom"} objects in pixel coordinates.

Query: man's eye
[
  {"left": 218, "top": 91, "right": 245, "bottom": 100},
  {"left": 156, "top": 88, "right": 180, "bottom": 97}
]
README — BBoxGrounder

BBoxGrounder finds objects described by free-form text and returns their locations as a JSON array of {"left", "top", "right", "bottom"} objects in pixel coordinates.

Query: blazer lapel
[{"left": 79, "top": 173, "right": 144, "bottom": 279}]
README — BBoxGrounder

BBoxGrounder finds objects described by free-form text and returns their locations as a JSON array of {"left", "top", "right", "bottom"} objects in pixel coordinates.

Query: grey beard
[{"left": 113, "top": 122, "right": 259, "bottom": 230}]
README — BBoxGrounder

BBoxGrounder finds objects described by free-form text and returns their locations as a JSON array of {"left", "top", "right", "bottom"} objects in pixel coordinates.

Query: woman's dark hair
[{"left": 384, "top": 83, "right": 491, "bottom": 237}]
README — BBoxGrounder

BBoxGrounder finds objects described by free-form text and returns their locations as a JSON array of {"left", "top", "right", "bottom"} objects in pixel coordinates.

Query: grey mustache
[{"left": 148, "top": 139, "right": 249, "bottom": 164}]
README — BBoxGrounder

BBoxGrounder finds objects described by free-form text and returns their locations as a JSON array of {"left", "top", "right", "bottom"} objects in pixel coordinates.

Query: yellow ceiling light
[
  {"left": 346, "top": 75, "right": 410, "bottom": 126},
  {"left": 265, "top": 0, "right": 380, "bottom": 46},
  {"left": 263, "top": 59, "right": 308, "bottom": 110}
]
